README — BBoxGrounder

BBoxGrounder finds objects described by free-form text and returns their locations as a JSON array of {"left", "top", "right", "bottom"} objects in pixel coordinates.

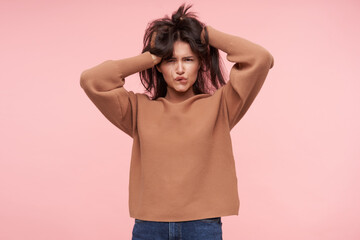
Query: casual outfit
[
  {"left": 132, "top": 217, "right": 222, "bottom": 240},
  {"left": 80, "top": 25, "right": 273, "bottom": 237}
]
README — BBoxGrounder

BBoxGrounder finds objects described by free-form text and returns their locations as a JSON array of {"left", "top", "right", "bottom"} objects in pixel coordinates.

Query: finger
[
  {"left": 150, "top": 32, "right": 157, "bottom": 49},
  {"left": 200, "top": 27, "right": 206, "bottom": 45}
]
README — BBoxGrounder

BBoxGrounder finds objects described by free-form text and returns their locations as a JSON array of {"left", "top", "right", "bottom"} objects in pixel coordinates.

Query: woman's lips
[{"left": 175, "top": 77, "right": 187, "bottom": 83}]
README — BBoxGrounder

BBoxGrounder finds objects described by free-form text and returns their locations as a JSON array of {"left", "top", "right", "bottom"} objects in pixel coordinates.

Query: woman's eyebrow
[{"left": 169, "top": 56, "right": 195, "bottom": 59}]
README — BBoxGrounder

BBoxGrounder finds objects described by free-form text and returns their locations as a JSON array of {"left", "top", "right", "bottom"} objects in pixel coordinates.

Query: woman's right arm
[{"left": 80, "top": 51, "right": 159, "bottom": 137}]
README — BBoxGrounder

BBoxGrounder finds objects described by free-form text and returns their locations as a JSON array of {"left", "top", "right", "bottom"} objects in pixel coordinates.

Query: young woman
[{"left": 80, "top": 4, "right": 274, "bottom": 240}]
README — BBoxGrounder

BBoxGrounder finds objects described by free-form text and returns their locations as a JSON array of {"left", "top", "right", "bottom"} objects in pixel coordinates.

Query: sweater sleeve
[
  {"left": 80, "top": 51, "right": 155, "bottom": 137},
  {"left": 207, "top": 26, "right": 274, "bottom": 129}
]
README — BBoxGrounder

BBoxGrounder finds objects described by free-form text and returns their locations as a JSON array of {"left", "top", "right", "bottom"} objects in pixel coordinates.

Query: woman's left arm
[{"left": 206, "top": 26, "right": 274, "bottom": 129}]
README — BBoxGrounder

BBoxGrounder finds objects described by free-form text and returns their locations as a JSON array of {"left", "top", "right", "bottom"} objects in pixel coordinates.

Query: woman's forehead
[{"left": 171, "top": 41, "right": 197, "bottom": 58}]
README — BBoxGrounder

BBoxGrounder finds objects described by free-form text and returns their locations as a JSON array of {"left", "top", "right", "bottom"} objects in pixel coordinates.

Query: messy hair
[{"left": 139, "top": 4, "right": 226, "bottom": 100}]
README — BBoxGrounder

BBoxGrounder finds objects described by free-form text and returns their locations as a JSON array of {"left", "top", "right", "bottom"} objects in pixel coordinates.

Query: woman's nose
[{"left": 175, "top": 62, "right": 185, "bottom": 74}]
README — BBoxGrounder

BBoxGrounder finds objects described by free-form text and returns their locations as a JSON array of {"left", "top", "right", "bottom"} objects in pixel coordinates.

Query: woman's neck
[{"left": 165, "top": 88, "right": 195, "bottom": 103}]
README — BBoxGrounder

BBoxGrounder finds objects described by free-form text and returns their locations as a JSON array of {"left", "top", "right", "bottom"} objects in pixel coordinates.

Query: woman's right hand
[
  {"left": 151, "top": 53, "right": 162, "bottom": 65},
  {"left": 150, "top": 31, "right": 162, "bottom": 65}
]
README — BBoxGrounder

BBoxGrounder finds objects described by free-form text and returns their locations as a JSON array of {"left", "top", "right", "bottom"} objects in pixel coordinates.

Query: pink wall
[{"left": 1, "top": 0, "right": 359, "bottom": 239}]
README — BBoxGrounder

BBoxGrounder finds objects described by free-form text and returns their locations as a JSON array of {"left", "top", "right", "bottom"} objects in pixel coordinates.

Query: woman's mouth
[{"left": 175, "top": 77, "right": 187, "bottom": 84}]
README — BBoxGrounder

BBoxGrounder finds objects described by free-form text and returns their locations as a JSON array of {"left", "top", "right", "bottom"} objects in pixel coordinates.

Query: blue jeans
[{"left": 131, "top": 217, "right": 222, "bottom": 240}]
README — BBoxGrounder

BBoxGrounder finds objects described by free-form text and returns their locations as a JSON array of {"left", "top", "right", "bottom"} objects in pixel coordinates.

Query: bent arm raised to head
[
  {"left": 79, "top": 51, "right": 158, "bottom": 137},
  {"left": 206, "top": 26, "right": 274, "bottom": 69},
  {"left": 205, "top": 25, "right": 274, "bottom": 129},
  {"left": 80, "top": 51, "right": 158, "bottom": 92}
]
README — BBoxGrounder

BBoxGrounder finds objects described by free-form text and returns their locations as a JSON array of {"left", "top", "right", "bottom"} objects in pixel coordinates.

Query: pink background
[{"left": 1, "top": 0, "right": 359, "bottom": 239}]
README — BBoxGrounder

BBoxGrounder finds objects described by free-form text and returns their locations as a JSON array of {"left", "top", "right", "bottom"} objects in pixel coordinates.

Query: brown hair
[{"left": 139, "top": 4, "right": 226, "bottom": 100}]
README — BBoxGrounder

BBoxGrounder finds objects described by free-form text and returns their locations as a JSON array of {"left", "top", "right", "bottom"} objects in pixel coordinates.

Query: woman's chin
[{"left": 174, "top": 86, "right": 190, "bottom": 93}]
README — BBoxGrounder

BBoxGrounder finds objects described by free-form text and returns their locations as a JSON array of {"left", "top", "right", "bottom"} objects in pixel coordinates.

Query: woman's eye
[{"left": 185, "top": 58, "right": 193, "bottom": 61}]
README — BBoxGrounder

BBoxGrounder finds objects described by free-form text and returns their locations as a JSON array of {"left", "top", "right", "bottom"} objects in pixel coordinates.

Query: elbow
[
  {"left": 266, "top": 51, "right": 274, "bottom": 69},
  {"left": 261, "top": 48, "right": 274, "bottom": 69},
  {"left": 79, "top": 70, "right": 90, "bottom": 90}
]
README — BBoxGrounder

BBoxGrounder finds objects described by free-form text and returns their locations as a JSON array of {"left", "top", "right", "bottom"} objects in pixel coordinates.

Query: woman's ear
[{"left": 156, "top": 65, "right": 162, "bottom": 73}]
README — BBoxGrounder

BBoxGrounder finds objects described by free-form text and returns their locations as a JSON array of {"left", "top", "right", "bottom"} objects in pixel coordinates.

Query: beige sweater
[{"left": 80, "top": 26, "right": 274, "bottom": 222}]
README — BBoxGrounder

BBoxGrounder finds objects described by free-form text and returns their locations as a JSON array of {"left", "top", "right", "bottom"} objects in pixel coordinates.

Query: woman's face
[{"left": 157, "top": 41, "right": 200, "bottom": 96}]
